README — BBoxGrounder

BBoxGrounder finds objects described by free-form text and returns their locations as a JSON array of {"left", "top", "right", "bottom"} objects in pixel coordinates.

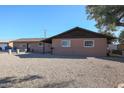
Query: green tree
[
  {"left": 99, "top": 30, "right": 115, "bottom": 37},
  {"left": 86, "top": 5, "right": 124, "bottom": 32},
  {"left": 119, "top": 31, "right": 124, "bottom": 43}
]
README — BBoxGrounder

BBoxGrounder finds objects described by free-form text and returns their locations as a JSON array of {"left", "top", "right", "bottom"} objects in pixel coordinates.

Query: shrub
[{"left": 112, "top": 50, "right": 122, "bottom": 55}]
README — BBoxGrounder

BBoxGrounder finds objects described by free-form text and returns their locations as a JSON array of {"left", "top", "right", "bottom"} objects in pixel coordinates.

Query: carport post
[
  {"left": 43, "top": 42, "right": 45, "bottom": 54},
  {"left": 16, "top": 49, "right": 20, "bottom": 54},
  {"left": 8, "top": 49, "right": 12, "bottom": 54}
]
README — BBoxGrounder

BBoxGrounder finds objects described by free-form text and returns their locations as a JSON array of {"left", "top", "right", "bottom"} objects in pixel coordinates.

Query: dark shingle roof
[{"left": 43, "top": 27, "right": 115, "bottom": 43}]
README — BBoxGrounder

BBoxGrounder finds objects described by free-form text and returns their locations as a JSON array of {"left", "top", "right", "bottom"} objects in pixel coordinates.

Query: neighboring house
[
  {"left": 0, "top": 41, "right": 8, "bottom": 50},
  {"left": 43, "top": 27, "right": 114, "bottom": 56},
  {"left": 108, "top": 44, "right": 118, "bottom": 50},
  {"left": 118, "top": 44, "right": 124, "bottom": 51},
  {"left": 12, "top": 38, "right": 51, "bottom": 53}
]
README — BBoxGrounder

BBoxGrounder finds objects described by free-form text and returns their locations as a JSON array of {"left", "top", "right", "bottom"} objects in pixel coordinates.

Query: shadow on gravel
[
  {"left": 42, "top": 80, "right": 75, "bottom": 88},
  {"left": 96, "top": 56, "right": 124, "bottom": 63},
  {"left": 0, "top": 75, "right": 43, "bottom": 88},
  {"left": 15, "top": 53, "right": 86, "bottom": 59}
]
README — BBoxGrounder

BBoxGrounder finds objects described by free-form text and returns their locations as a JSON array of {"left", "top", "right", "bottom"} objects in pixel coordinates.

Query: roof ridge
[{"left": 43, "top": 27, "right": 115, "bottom": 43}]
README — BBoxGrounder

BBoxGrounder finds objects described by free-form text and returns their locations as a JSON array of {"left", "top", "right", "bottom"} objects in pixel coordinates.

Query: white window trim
[
  {"left": 61, "top": 40, "right": 71, "bottom": 48},
  {"left": 83, "top": 40, "right": 95, "bottom": 48}
]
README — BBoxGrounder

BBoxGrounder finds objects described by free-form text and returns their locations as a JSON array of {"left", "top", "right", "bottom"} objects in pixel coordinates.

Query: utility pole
[
  {"left": 43, "top": 29, "right": 46, "bottom": 54},
  {"left": 44, "top": 29, "right": 47, "bottom": 38}
]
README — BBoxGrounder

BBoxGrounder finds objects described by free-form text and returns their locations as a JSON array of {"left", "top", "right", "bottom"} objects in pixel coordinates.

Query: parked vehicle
[{"left": 5, "top": 46, "right": 12, "bottom": 51}]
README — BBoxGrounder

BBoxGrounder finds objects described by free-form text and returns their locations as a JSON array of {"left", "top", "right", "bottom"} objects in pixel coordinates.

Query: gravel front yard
[{"left": 0, "top": 53, "right": 124, "bottom": 88}]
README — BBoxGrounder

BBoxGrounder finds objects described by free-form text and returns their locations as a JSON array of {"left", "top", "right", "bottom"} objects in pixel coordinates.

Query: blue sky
[{"left": 0, "top": 5, "right": 120, "bottom": 40}]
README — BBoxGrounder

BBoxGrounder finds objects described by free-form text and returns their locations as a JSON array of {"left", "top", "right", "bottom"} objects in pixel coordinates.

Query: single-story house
[
  {"left": 12, "top": 38, "right": 51, "bottom": 53},
  {"left": 43, "top": 27, "right": 114, "bottom": 57}
]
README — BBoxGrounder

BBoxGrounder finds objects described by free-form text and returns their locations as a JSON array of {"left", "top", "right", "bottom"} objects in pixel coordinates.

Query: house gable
[{"left": 43, "top": 27, "right": 114, "bottom": 43}]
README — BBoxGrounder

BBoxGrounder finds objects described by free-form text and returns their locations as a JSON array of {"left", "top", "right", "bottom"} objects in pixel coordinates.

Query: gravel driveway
[{"left": 0, "top": 52, "right": 124, "bottom": 88}]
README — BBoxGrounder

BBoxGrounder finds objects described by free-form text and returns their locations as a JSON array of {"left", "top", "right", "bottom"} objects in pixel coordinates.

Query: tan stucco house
[
  {"left": 12, "top": 38, "right": 51, "bottom": 53},
  {"left": 43, "top": 27, "right": 114, "bottom": 57}
]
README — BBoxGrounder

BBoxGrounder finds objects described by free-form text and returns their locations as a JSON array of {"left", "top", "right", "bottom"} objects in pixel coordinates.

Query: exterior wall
[
  {"left": 29, "top": 42, "right": 43, "bottom": 53},
  {"left": 44, "top": 43, "right": 52, "bottom": 53},
  {"left": 13, "top": 42, "right": 28, "bottom": 50},
  {"left": 29, "top": 42, "right": 51, "bottom": 53},
  {"left": 8, "top": 42, "right": 13, "bottom": 48},
  {"left": 52, "top": 38, "right": 107, "bottom": 57},
  {"left": 13, "top": 42, "right": 51, "bottom": 53}
]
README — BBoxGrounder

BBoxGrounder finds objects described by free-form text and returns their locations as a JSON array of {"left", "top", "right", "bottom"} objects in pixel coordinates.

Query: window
[
  {"left": 61, "top": 40, "right": 71, "bottom": 47},
  {"left": 84, "top": 40, "right": 94, "bottom": 47}
]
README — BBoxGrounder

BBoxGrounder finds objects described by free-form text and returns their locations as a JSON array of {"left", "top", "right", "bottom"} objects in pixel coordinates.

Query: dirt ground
[{"left": 0, "top": 52, "right": 124, "bottom": 88}]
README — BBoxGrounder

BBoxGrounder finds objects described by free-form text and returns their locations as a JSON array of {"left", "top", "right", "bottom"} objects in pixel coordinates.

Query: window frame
[
  {"left": 83, "top": 40, "right": 95, "bottom": 48},
  {"left": 61, "top": 40, "right": 71, "bottom": 48}
]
